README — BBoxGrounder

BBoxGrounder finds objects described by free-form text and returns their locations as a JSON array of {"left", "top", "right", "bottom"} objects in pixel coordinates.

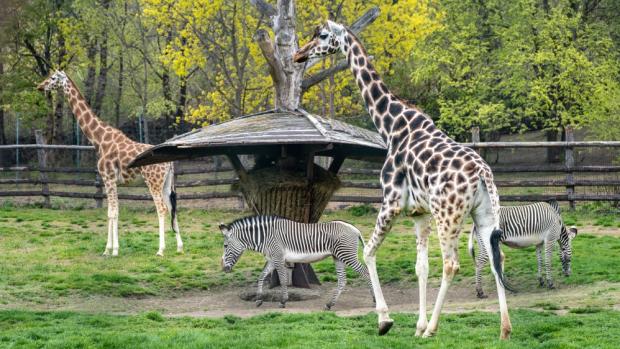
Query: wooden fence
[{"left": 1, "top": 128, "right": 619, "bottom": 209}]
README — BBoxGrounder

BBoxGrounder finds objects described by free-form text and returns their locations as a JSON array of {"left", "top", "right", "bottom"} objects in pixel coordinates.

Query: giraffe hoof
[
  {"left": 378, "top": 320, "right": 394, "bottom": 336},
  {"left": 112, "top": 250, "right": 118, "bottom": 257},
  {"left": 156, "top": 251, "right": 164, "bottom": 257},
  {"left": 102, "top": 251, "right": 110, "bottom": 256},
  {"left": 422, "top": 330, "right": 435, "bottom": 338},
  {"left": 177, "top": 249, "right": 184, "bottom": 254}
]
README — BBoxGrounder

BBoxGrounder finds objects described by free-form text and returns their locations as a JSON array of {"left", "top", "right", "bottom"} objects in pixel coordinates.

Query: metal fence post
[
  {"left": 95, "top": 173, "right": 103, "bottom": 208},
  {"left": 565, "top": 126, "right": 575, "bottom": 210},
  {"left": 35, "top": 130, "right": 50, "bottom": 208}
]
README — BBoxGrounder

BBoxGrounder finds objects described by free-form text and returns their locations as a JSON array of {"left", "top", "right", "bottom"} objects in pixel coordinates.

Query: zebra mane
[{"left": 227, "top": 215, "right": 285, "bottom": 230}]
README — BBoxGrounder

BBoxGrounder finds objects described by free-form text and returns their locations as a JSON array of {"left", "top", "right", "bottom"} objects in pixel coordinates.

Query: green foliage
[
  {"left": 347, "top": 204, "right": 378, "bottom": 217},
  {"left": 409, "top": 0, "right": 620, "bottom": 140}
]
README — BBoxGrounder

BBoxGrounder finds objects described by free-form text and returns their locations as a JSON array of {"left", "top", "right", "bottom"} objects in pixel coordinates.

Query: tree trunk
[
  {"left": 93, "top": 1, "right": 109, "bottom": 116},
  {"left": 115, "top": 45, "right": 124, "bottom": 127},
  {"left": 84, "top": 41, "right": 98, "bottom": 105},
  {"left": 53, "top": 33, "right": 67, "bottom": 144},
  {"left": 0, "top": 60, "right": 5, "bottom": 146},
  {"left": 546, "top": 128, "right": 561, "bottom": 163},
  {"left": 176, "top": 76, "right": 187, "bottom": 132},
  {"left": 273, "top": 0, "right": 303, "bottom": 110}
]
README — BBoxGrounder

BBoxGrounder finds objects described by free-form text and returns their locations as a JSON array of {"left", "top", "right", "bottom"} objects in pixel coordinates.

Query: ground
[{"left": 0, "top": 202, "right": 619, "bottom": 348}]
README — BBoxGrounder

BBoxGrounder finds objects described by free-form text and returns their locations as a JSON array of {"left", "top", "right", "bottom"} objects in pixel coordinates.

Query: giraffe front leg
[
  {"left": 414, "top": 214, "right": 432, "bottom": 336},
  {"left": 423, "top": 219, "right": 462, "bottom": 338},
  {"left": 364, "top": 196, "right": 401, "bottom": 336},
  {"left": 104, "top": 182, "right": 119, "bottom": 257}
]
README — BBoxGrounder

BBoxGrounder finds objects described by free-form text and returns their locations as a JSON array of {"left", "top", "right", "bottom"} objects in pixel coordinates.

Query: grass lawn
[
  {"left": 2, "top": 309, "right": 620, "bottom": 349},
  {"left": 0, "top": 203, "right": 619, "bottom": 348}
]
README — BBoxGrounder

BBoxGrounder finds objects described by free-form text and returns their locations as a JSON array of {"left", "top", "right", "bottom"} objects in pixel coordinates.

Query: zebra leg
[
  {"left": 275, "top": 263, "right": 289, "bottom": 308},
  {"left": 536, "top": 244, "right": 544, "bottom": 287},
  {"left": 414, "top": 214, "right": 432, "bottom": 336},
  {"left": 256, "top": 261, "right": 274, "bottom": 307},
  {"left": 544, "top": 240, "right": 555, "bottom": 289},
  {"left": 476, "top": 243, "right": 489, "bottom": 299},
  {"left": 326, "top": 259, "right": 347, "bottom": 310},
  {"left": 475, "top": 232, "right": 489, "bottom": 299},
  {"left": 341, "top": 254, "right": 375, "bottom": 305}
]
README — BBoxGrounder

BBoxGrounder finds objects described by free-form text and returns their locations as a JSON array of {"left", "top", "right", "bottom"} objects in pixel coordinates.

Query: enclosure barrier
[{"left": 1, "top": 128, "right": 619, "bottom": 209}]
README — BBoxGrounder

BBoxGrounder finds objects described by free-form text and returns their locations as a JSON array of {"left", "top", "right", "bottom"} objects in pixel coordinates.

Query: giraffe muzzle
[{"left": 293, "top": 40, "right": 317, "bottom": 63}]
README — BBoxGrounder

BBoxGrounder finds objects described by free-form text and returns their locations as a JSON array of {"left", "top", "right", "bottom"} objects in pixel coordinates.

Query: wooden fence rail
[{"left": 1, "top": 127, "right": 619, "bottom": 208}]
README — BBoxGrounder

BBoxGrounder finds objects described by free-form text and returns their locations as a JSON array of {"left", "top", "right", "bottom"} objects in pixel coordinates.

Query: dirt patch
[{"left": 3, "top": 281, "right": 618, "bottom": 319}]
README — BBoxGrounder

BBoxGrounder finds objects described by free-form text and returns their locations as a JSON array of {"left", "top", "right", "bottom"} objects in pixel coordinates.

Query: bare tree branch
[
  {"left": 301, "top": 60, "right": 348, "bottom": 92},
  {"left": 254, "top": 29, "right": 285, "bottom": 86},
  {"left": 250, "top": 0, "right": 277, "bottom": 19}
]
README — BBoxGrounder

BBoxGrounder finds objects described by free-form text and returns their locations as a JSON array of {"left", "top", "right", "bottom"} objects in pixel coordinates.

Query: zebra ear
[
  {"left": 219, "top": 223, "right": 230, "bottom": 234},
  {"left": 568, "top": 226, "right": 578, "bottom": 239}
]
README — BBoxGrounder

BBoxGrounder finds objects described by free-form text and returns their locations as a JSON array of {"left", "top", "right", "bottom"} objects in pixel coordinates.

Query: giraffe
[
  {"left": 37, "top": 70, "right": 183, "bottom": 257},
  {"left": 294, "top": 21, "right": 513, "bottom": 339}
]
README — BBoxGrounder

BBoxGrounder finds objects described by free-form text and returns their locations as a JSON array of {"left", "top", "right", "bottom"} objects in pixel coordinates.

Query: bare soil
[{"left": 3, "top": 281, "right": 618, "bottom": 319}]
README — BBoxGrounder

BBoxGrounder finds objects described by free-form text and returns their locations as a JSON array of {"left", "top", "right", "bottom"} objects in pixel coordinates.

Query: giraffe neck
[
  {"left": 63, "top": 79, "right": 107, "bottom": 147},
  {"left": 342, "top": 30, "right": 431, "bottom": 142}
]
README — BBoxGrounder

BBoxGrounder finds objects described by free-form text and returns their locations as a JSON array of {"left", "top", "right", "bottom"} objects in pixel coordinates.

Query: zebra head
[
  {"left": 220, "top": 223, "right": 245, "bottom": 273},
  {"left": 559, "top": 225, "right": 578, "bottom": 276}
]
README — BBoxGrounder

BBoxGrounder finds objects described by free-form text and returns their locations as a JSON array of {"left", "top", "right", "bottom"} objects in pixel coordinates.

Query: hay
[{"left": 236, "top": 165, "right": 341, "bottom": 223}]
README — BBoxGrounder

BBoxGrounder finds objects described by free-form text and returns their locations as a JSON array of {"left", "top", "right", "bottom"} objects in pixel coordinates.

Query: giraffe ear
[{"left": 327, "top": 20, "right": 344, "bottom": 36}]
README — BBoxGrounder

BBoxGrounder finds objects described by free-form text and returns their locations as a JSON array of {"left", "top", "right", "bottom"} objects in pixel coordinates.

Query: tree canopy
[{"left": 0, "top": 0, "right": 618, "bottom": 145}]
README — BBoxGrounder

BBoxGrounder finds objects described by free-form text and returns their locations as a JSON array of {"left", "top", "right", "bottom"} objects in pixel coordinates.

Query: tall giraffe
[
  {"left": 294, "top": 21, "right": 512, "bottom": 339},
  {"left": 37, "top": 70, "right": 183, "bottom": 257}
]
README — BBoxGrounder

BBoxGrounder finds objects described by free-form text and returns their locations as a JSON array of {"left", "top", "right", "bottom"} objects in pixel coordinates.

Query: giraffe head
[
  {"left": 293, "top": 20, "right": 347, "bottom": 63},
  {"left": 36, "top": 70, "right": 69, "bottom": 92}
]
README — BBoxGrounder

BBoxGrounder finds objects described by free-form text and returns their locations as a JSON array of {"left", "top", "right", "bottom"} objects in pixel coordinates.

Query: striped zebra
[
  {"left": 219, "top": 215, "right": 374, "bottom": 309},
  {"left": 468, "top": 201, "right": 578, "bottom": 298}
]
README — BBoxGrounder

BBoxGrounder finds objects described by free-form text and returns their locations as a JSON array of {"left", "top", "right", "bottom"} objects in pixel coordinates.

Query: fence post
[
  {"left": 95, "top": 173, "right": 103, "bottom": 208},
  {"left": 35, "top": 130, "right": 50, "bottom": 208},
  {"left": 565, "top": 126, "right": 575, "bottom": 210}
]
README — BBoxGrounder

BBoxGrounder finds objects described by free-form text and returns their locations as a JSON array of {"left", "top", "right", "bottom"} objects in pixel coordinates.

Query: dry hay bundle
[{"left": 237, "top": 165, "right": 341, "bottom": 223}]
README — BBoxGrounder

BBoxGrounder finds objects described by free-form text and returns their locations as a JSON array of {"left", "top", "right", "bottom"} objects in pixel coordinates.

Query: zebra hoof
[
  {"left": 279, "top": 302, "right": 286, "bottom": 308},
  {"left": 255, "top": 300, "right": 263, "bottom": 307},
  {"left": 378, "top": 320, "right": 394, "bottom": 336},
  {"left": 547, "top": 283, "right": 555, "bottom": 290},
  {"left": 324, "top": 304, "right": 333, "bottom": 311},
  {"left": 538, "top": 279, "right": 545, "bottom": 287},
  {"left": 476, "top": 291, "right": 488, "bottom": 299}
]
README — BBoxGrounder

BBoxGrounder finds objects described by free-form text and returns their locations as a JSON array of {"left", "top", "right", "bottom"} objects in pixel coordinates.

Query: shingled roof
[{"left": 131, "top": 109, "right": 387, "bottom": 167}]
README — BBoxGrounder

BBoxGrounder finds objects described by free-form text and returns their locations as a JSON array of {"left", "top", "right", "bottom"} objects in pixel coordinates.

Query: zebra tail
[
  {"left": 490, "top": 229, "right": 516, "bottom": 293},
  {"left": 547, "top": 199, "right": 561, "bottom": 215},
  {"left": 468, "top": 227, "right": 476, "bottom": 260}
]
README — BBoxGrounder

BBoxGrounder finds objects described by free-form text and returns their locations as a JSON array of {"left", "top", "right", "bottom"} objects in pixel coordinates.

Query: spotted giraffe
[
  {"left": 37, "top": 70, "right": 183, "bottom": 257},
  {"left": 294, "top": 21, "right": 513, "bottom": 339}
]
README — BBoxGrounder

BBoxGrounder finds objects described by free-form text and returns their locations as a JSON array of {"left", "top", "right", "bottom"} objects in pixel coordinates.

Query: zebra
[
  {"left": 468, "top": 200, "right": 578, "bottom": 298},
  {"left": 219, "top": 215, "right": 375, "bottom": 309}
]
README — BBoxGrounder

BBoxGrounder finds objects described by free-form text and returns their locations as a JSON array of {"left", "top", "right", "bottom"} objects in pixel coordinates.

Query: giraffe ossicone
[
  {"left": 37, "top": 70, "right": 184, "bottom": 257},
  {"left": 295, "top": 21, "right": 512, "bottom": 339}
]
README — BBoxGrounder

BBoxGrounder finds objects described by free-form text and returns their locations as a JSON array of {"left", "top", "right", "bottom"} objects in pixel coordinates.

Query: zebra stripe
[
  {"left": 220, "top": 215, "right": 375, "bottom": 309},
  {"left": 468, "top": 200, "right": 577, "bottom": 298}
]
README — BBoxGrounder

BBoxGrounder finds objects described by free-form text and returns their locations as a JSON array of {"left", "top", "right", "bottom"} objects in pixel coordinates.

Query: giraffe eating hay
[
  {"left": 294, "top": 21, "right": 513, "bottom": 339},
  {"left": 37, "top": 70, "right": 183, "bottom": 257}
]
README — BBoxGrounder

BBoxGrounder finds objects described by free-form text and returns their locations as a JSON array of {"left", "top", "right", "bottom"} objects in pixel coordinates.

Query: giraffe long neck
[
  {"left": 343, "top": 30, "right": 428, "bottom": 142},
  {"left": 63, "top": 79, "right": 106, "bottom": 147}
]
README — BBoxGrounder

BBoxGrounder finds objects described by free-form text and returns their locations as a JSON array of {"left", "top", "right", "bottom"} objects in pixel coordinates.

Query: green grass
[
  {"left": 1, "top": 206, "right": 619, "bottom": 302},
  {"left": 1, "top": 309, "right": 619, "bottom": 348}
]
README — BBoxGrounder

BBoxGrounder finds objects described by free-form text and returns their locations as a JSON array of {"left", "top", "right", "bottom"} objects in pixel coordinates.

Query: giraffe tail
[
  {"left": 480, "top": 170, "right": 516, "bottom": 293},
  {"left": 163, "top": 165, "right": 178, "bottom": 233}
]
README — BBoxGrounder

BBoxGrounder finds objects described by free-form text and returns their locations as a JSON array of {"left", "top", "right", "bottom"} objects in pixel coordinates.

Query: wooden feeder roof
[{"left": 131, "top": 109, "right": 386, "bottom": 167}]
